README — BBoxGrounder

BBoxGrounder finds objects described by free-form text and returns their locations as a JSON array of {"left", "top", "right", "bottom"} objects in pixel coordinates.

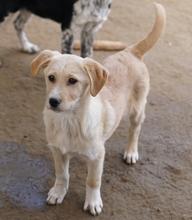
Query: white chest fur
[{"left": 43, "top": 97, "right": 105, "bottom": 159}]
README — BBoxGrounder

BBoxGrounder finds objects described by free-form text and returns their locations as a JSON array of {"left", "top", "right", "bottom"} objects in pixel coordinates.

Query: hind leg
[
  {"left": 14, "top": 9, "right": 39, "bottom": 53},
  {"left": 80, "top": 22, "right": 102, "bottom": 58},
  {"left": 124, "top": 107, "right": 145, "bottom": 164}
]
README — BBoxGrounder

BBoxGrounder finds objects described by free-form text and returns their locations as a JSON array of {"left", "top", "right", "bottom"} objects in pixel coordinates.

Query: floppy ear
[
  {"left": 83, "top": 58, "right": 109, "bottom": 97},
  {"left": 30, "top": 50, "right": 58, "bottom": 77}
]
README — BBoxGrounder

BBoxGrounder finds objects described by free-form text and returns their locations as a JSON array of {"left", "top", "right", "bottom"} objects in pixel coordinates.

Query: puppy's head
[{"left": 31, "top": 50, "right": 109, "bottom": 112}]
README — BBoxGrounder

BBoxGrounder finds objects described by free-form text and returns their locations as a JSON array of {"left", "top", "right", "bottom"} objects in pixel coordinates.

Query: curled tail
[{"left": 131, "top": 2, "right": 166, "bottom": 58}]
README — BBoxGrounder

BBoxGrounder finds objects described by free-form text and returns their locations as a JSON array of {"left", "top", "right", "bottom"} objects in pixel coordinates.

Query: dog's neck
[
  {"left": 45, "top": 91, "right": 102, "bottom": 135},
  {"left": 69, "top": 92, "right": 102, "bottom": 130},
  {"left": 44, "top": 92, "right": 103, "bottom": 155}
]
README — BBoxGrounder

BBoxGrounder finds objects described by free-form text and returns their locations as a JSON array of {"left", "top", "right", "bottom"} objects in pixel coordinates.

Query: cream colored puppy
[{"left": 31, "top": 3, "right": 165, "bottom": 215}]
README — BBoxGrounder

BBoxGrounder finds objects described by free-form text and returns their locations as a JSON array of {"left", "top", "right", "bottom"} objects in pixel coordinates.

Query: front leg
[
  {"left": 46, "top": 147, "right": 70, "bottom": 205},
  {"left": 84, "top": 147, "right": 105, "bottom": 215},
  {"left": 61, "top": 27, "right": 74, "bottom": 54},
  {"left": 14, "top": 9, "right": 40, "bottom": 53}
]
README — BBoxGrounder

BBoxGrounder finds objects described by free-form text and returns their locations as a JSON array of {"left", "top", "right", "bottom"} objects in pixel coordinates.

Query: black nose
[{"left": 49, "top": 98, "right": 61, "bottom": 108}]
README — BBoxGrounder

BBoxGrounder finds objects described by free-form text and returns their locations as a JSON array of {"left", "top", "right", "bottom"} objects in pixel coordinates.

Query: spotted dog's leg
[
  {"left": 61, "top": 28, "right": 74, "bottom": 54},
  {"left": 14, "top": 9, "right": 40, "bottom": 53},
  {"left": 80, "top": 22, "right": 103, "bottom": 58}
]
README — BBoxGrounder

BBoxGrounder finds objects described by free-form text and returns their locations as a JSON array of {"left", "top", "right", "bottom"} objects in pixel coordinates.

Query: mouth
[{"left": 48, "top": 106, "right": 61, "bottom": 113}]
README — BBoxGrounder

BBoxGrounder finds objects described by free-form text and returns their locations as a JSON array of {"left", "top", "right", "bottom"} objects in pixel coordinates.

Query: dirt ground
[{"left": 0, "top": 0, "right": 192, "bottom": 219}]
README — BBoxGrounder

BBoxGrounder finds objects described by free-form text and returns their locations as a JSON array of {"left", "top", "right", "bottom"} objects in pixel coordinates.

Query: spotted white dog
[{"left": 0, "top": 0, "right": 113, "bottom": 65}]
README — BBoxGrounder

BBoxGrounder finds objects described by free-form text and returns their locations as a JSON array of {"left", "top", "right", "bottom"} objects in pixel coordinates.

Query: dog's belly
[
  {"left": 73, "top": 0, "right": 112, "bottom": 22},
  {"left": 71, "top": 0, "right": 112, "bottom": 34}
]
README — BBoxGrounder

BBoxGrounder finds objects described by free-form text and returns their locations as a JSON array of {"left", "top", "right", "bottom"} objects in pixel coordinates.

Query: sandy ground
[{"left": 0, "top": 0, "right": 192, "bottom": 219}]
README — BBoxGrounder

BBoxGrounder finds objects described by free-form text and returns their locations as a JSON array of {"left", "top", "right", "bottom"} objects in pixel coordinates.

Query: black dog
[{"left": 0, "top": 0, "right": 113, "bottom": 64}]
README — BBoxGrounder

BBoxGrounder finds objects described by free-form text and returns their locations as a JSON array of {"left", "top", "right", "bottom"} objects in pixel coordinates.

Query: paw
[
  {"left": 84, "top": 185, "right": 103, "bottom": 215},
  {"left": 123, "top": 151, "right": 139, "bottom": 164},
  {"left": 84, "top": 197, "right": 103, "bottom": 215},
  {"left": 22, "top": 42, "right": 40, "bottom": 54},
  {"left": 46, "top": 185, "right": 67, "bottom": 205}
]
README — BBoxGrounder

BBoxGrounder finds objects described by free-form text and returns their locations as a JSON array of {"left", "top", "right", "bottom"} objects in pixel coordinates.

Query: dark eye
[
  {"left": 48, "top": 75, "right": 55, "bottom": 82},
  {"left": 68, "top": 78, "right": 77, "bottom": 85}
]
